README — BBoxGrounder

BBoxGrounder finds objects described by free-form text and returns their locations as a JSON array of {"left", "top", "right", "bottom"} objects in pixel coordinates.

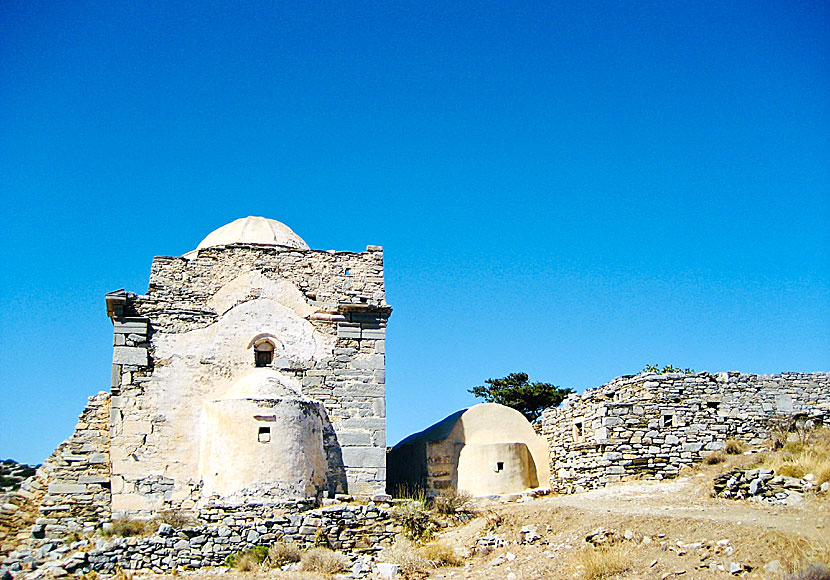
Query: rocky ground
[{"left": 111, "top": 464, "right": 827, "bottom": 580}]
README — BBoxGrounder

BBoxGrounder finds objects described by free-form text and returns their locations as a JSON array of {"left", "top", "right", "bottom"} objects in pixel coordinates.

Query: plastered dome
[
  {"left": 192, "top": 216, "right": 309, "bottom": 253},
  {"left": 199, "top": 370, "right": 326, "bottom": 504}
]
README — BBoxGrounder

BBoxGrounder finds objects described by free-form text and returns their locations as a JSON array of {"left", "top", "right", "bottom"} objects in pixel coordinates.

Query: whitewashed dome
[{"left": 192, "top": 217, "right": 309, "bottom": 253}]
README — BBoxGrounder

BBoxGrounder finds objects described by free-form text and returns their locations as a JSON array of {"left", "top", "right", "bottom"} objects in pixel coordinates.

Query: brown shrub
[
  {"left": 300, "top": 547, "right": 349, "bottom": 574},
  {"left": 431, "top": 489, "right": 475, "bottom": 516},
  {"left": 724, "top": 438, "right": 748, "bottom": 455},
  {"left": 576, "top": 545, "right": 632, "bottom": 580},
  {"left": 267, "top": 542, "right": 302, "bottom": 567},
  {"left": 419, "top": 541, "right": 462, "bottom": 567}
]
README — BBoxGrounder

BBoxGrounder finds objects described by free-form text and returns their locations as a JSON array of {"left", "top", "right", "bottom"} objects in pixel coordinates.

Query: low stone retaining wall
[
  {"left": 536, "top": 371, "right": 830, "bottom": 493},
  {"left": 1, "top": 501, "right": 394, "bottom": 578},
  {"left": 713, "top": 468, "right": 819, "bottom": 505}
]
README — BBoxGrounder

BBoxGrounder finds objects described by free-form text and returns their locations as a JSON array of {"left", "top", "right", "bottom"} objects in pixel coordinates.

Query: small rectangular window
[
  {"left": 706, "top": 402, "right": 719, "bottom": 409},
  {"left": 495, "top": 462, "right": 504, "bottom": 472},
  {"left": 663, "top": 415, "right": 673, "bottom": 428},
  {"left": 258, "top": 426, "right": 271, "bottom": 443},
  {"left": 573, "top": 421, "right": 584, "bottom": 441}
]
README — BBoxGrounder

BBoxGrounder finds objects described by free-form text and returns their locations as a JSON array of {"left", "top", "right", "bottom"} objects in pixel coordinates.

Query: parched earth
[{"left": 130, "top": 470, "right": 828, "bottom": 580}]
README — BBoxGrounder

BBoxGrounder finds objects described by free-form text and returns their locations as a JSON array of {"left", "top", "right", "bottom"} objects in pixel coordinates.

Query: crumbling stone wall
[
  {"left": 108, "top": 243, "right": 389, "bottom": 517},
  {"left": 1, "top": 500, "right": 395, "bottom": 577},
  {"left": 30, "top": 393, "right": 111, "bottom": 538},
  {"left": 536, "top": 372, "right": 830, "bottom": 493}
]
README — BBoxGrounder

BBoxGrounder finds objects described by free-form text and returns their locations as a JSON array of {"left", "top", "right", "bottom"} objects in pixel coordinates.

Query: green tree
[{"left": 468, "top": 372, "right": 573, "bottom": 422}]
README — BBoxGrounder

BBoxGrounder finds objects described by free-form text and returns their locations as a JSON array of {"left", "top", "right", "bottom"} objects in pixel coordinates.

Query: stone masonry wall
[
  {"left": 1, "top": 500, "right": 395, "bottom": 577},
  {"left": 0, "top": 393, "right": 113, "bottom": 550},
  {"left": 109, "top": 243, "right": 389, "bottom": 515},
  {"left": 536, "top": 372, "right": 830, "bottom": 493}
]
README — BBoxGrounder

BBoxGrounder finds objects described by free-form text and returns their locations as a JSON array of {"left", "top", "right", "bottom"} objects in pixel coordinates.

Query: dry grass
[
  {"left": 419, "top": 540, "right": 463, "bottom": 567},
  {"left": 267, "top": 542, "right": 302, "bottom": 568},
  {"left": 762, "top": 529, "right": 830, "bottom": 576},
  {"left": 299, "top": 547, "right": 349, "bottom": 575},
  {"left": 377, "top": 537, "right": 431, "bottom": 576},
  {"left": 105, "top": 517, "right": 158, "bottom": 537},
  {"left": 431, "top": 488, "right": 475, "bottom": 516},
  {"left": 575, "top": 544, "right": 633, "bottom": 580},
  {"left": 760, "top": 427, "right": 830, "bottom": 484},
  {"left": 724, "top": 438, "right": 748, "bottom": 455},
  {"left": 704, "top": 451, "right": 726, "bottom": 465}
]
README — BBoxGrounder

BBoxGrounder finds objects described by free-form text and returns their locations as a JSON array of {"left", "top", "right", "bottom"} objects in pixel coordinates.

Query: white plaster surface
[{"left": 193, "top": 216, "right": 309, "bottom": 252}]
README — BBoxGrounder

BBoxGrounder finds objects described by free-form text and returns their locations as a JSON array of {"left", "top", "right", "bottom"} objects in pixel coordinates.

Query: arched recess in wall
[{"left": 247, "top": 334, "right": 281, "bottom": 368}]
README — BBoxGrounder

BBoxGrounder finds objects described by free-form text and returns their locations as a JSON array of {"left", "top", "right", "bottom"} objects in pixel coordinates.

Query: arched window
[{"left": 254, "top": 341, "right": 274, "bottom": 367}]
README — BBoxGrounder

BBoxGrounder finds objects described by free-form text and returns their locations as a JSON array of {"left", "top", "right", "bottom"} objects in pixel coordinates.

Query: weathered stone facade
[
  {"left": 104, "top": 218, "right": 390, "bottom": 516},
  {"left": 536, "top": 371, "right": 830, "bottom": 493}
]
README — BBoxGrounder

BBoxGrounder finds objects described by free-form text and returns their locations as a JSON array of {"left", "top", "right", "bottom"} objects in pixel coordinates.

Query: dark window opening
[
  {"left": 707, "top": 402, "right": 720, "bottom": 409},
  {"left": 663, "top": 415, "right": 673, "bottom": 427},
  {"left": 254, "top": 341, "right": 274, "bottom": 367},
  {"left": 574, "top": 421, "right": 584, "bottom": 441},
  {"left": 495, "top": 462, "right": 504, "bottom": 472},
  {"left": 345, "top": 268, "right": 351, "bottom": 276},
  {"left": 258, "top": 426, "right": 271, "bottom": 443}
]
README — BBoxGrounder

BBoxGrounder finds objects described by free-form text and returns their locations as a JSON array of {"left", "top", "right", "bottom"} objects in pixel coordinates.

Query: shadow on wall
[
  {"left": 387, "top": 403, "right": 549, "bottom": 497},
  {"left": 322, "top": 414, "right": 348, "bottom": 497}
]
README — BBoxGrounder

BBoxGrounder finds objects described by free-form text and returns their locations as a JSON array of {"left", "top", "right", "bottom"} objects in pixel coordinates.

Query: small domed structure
[
  {"left": 199, "top": 370, "right": 326, "bottom": 504},
  {"left": 192, "top": 216, "right": 309, "bottom": 253},
  {"left": 387, "top": 403, "right": 550, "bottom": 497}
]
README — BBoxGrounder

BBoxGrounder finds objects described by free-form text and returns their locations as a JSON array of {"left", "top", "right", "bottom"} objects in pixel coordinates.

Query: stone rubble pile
[
  {"left": 713, "top": 468, "right": 816, "bottom": 505},
  {"left": 0, "top": 501, "right": 395, "bottom": 579}
]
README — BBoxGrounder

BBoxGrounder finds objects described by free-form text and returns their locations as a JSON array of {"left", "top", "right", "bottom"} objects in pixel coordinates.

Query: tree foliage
[
  {"left": 468, "top": 372, "right": 573, "bottom": 422},
  {"left": 641, "top": 364, "right": 695, "bottom": 374}
]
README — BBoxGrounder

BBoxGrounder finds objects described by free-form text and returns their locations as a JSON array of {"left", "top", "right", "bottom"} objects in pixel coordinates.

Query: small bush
[
  {"left": 300, "top": 547, "right": 348, "bottom": 574},
  {"left": 267, "top": 542, "right": 302, "bottom": 567},
  {"left": 224, "top": 546, "right": 269, "bottom": 570},
  {"left": 724, "top": 439, "right": 748, "bottom": 455},
  {"left": 378, "top": 538, "right": 430, "bottom": 576},
  {"left": 420, "top": 541, "right": 462, "bottom": 567},
  {"left": 431, "top": 489, "right": 475, "bottom": 516},
  {"left": 155, "top": 509, "right": 196, "bottom": 528},
  {"left": 105, "top": 518, "right": 155, "bottom": 537},
  {"left": 704, "top": 452, "right": 726, "bottom": 465},
  {"left": 392, "top": 499, "right": 436, "bottom": 540},
  {"left": 577, "top": 545, "right": 632, "bottom": 580}
]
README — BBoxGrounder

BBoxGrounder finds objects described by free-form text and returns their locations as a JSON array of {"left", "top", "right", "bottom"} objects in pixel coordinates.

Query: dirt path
[{"left": 545, "top": 473, "right": 828, "bottom": 541}]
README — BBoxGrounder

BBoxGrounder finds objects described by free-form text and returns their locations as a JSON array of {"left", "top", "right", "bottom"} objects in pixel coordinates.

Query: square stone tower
[{"left": 105, "top": 217, "right": 390, "bottom": 517}]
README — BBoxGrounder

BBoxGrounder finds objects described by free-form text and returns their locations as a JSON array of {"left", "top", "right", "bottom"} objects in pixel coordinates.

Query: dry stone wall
[
  {"left": 30, "top": 394, "right": 111, "bottom": 538},
  {"left": 1, "top": 500, "right": 395, "bottom": 577},
  {"left": 536, "top": 371, "right": 830, "bottom": 493}
]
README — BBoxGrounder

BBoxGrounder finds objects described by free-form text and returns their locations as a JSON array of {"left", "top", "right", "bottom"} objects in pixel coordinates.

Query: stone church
[{"left": 33, "top": 216, "right": 391, "bottom": 528}]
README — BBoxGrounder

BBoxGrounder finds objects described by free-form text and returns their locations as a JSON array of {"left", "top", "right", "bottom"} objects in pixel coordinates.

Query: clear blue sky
[{"left": 1, "top": 1, "right": 828, "bottom": 464}]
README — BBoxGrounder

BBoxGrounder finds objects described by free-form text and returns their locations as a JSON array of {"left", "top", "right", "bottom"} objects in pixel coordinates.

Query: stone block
[
  {"left": 113, "top": 347, "right": 148, "bottom": 366},
  {"left": 339, "top": 417, "right": 386, "bottom": 430},
  {"left": 48, "top": 483, "right": 87, "bottom": 494},
  {"left": 353, "top": 355, "right": 384, "bottom": 370},
  {"left": 341, "top": 446, "right": 385, "bottom": 469},
  {"left": 338, "top": 430, "right": 372, "bottom": 446},
  {"left": 113, "top": 320, "right": 148, "bottom": 335},
  {"left": 79, "top": 475, "right": 110, "bottom": 484},
  {"left": 775, "top": 394, "right": 793, "bottom": 413}
]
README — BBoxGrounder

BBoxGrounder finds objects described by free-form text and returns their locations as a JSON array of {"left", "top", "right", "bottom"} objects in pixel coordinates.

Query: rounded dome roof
[
  {"left": 194, "top": 217, "right": 309, "bottom": 252},
  {"left": 220, "top": 369, "right": 304, "bottom": 400}
]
